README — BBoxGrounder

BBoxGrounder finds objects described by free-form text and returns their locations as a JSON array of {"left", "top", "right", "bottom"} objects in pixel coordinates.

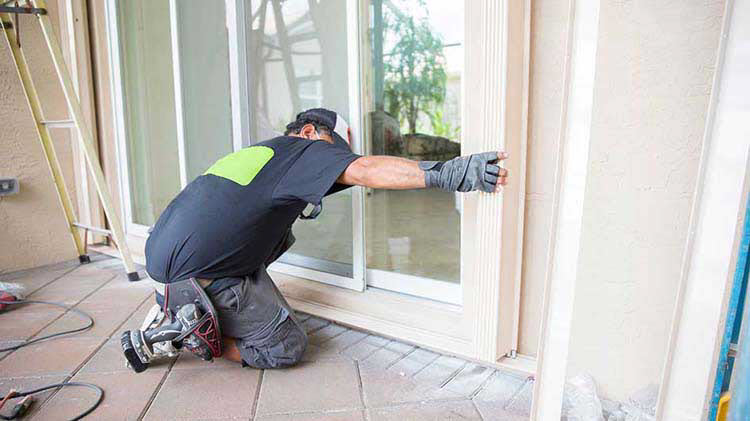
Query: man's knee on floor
[
  {"left": 241, "top": 319, "right": 308, "bottom": 369},
  {"left": 265, "top": 321, "right": 307, "bottom": 368}
]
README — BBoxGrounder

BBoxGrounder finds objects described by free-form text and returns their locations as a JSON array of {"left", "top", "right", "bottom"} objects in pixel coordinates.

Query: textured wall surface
[
  {"left": 0, "top": 0, "right": 80, "bottom": 272},
  {"left": 565, "top": 0, "right": 724, "bottom": 400}
]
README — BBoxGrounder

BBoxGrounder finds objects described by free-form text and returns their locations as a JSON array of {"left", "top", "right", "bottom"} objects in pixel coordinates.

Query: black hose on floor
[
  {"left": 0, "top": 382, "right": 104, "bottom": 421},
  {"left": 0, "top": 299, "right": 103, "bottom": 420},
  {"left": 0, "top": 299, "right": 94, "bottom": 352}
]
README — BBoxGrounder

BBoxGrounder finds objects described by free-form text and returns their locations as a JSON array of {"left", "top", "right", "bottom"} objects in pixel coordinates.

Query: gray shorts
[{"left": 206, "top": 265, "right": 307, "bottom": 369}]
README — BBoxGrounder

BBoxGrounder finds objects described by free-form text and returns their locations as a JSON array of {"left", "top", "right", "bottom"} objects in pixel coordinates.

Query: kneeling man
[{"left": 144, "top": 108, "right": 508, "bottom": 368}]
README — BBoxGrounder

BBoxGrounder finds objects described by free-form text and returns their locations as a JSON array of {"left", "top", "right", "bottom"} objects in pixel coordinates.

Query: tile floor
[{"left": 0, "top": 255, "right": 532, "bottom": 420}]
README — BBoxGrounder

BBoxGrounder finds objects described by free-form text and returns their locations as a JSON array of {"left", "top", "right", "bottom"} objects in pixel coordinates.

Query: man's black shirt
[{"left": 145, "top": 136, "right": 360, "bottom": 284}]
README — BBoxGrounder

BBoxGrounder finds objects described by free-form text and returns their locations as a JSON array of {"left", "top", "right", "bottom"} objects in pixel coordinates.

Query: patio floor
[{"left": 0, "top": 255, "right": 532, "bottom": 420}]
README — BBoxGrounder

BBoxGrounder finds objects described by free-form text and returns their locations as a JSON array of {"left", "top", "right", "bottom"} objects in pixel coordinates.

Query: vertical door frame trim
[
  {"left": 226, "top": 0, "right": 251, "bottom": 151},
  {"left": 349, "top": 0, "right": 366, "bottom": 291},
  {"left": 105, "top": 0, "right": 149, "bottom": 238},
  {"left": 461, "top": 0, "right": 528, "bottom": 361},
  {"left": 530, "top": 0, "right": 600, "bottom": 418},
  {"left": 168, "top": 0, "right": 188, "bottom": 188}
]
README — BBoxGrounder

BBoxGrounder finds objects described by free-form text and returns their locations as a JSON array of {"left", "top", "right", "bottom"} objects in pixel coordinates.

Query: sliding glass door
[
  {"left": 256, "top": 0, "right": 464, "bottom": 302},
  {"left": 115, "top": 0, "right": 181, "bottom": 227},
  {"left": 360, "top": 0, "right": 464, "bottom": 303},
  {"left": 170, "top": 0, "right": 235, "bottom": 183},
  {"left": 246, "top": 0, "right": 365, "bottom": 290},
  {"left": 111, "top": 0, "right": 236, "bottom": 234},
  {"left": 110, "top": 0, "right": 463, "bottom": 302}
]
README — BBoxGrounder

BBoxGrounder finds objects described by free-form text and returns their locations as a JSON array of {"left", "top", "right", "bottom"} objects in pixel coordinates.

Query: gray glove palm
[{"left": 420, "top": 152, "right": 505, "bottom": 193}]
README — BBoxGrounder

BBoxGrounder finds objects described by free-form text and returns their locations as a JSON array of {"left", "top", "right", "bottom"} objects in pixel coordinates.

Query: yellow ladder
[{"left": 1, "top": 0, "right": 140, "bottom": 281}]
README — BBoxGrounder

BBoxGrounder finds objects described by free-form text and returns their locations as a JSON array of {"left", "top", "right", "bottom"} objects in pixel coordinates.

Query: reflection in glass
[
  {"left": 248, "top": 0, "right": 353, "bottom": 269},
  {"left": 365, "top": 0, "right": 464, "bottom": 282},
  {"left": 117, "top": 0, "right": 181, "bottom": 226},
  {"left": 173, "top": 1, "right": 234, "bottom": 181}
]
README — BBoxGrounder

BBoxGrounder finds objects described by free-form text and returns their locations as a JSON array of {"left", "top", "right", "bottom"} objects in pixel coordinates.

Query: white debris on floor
[{"left": 562, "top": 374, "right": 657, "bottom": 421}]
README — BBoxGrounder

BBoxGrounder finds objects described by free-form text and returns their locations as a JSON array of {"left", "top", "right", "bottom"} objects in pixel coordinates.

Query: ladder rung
[
  {"left": 0, "top": 6, "right": 47, "bottom": 15},
  {"left": 72, "top": 222, "right": 112, "bottom": 236},
  {"left": 40, "top": 119, "right": 75, "bottom": 128}
]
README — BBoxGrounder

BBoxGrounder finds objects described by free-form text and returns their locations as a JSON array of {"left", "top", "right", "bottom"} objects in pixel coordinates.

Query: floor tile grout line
[
  {"left": 439, "top": 361, "right": 470, "bottom": 389},
  {"left": 296, "top": 312, "right": 311, "bottom": 322},
  {"left": 0, "top": 273, "right": 119, "bottom": 364},
  {"left": 407, "top": 351, "right": 441, "bottom": 378},
  {"left": 357, "top": 337, "right": 392, "bottom": 363},
  {"left": 27, "top": 288, "right": 156, "bottom": 418},
  {"left": 471, "top": 398, "right": 487, "bottom": 421},
  {"left": 502, "top": 376, "right": 533, "bottom": 411},
  {"left": 24, "top": 265, "right": 81, "bottom": 297},
  {"left": 384, "top": 345, "right": 417, "bottom": 370},
  {"left": 335, "top": 330, "right": 370, "bottom": 353},
  {"left": 249, "top": 369, "right": 264, "bottom": 420},
  {"left": 0, "top": 258, "right": 81, "bottom": 284},
  {"left": 470, "top": 369, "right": 498, "bottom": 398},
  {"left": 22, "top": 256, "right": 117, "bottom": 296},
  {"left": 312, "top": 325, "right": 349, "bottom": 345},
  {"left": 137, "top": 357, "right": 179, "bottom": 421},
  {"left": 27, "top": 273, "right": 119, "bottom": 339},
  {"left": 256, "top": 407, "right": 369, "bottom": 418},
  {"left": 355, "top": 360, "right": 373, "bottom": 421},
  {"left": 302, "top": 320, "right": 331, "bottom": 336},
  {"left": 365, "top": 397, "right": 477, "bottom": 411}
]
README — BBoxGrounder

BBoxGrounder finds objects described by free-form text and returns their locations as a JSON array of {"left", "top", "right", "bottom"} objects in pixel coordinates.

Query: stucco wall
[
  {"left": 565, "top": 0, "right": 724, "bottom": 400},
  {"left": 0, "top": 0, "right": 80, "bottom": 272},
  {"left": 518, "top": 0, "right": 724, "bottom": 401}
]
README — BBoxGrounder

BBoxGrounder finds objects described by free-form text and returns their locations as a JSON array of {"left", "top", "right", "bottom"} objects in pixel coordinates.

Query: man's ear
[{"left": 299, "top": 123, "right": 318, "bottom": 140}]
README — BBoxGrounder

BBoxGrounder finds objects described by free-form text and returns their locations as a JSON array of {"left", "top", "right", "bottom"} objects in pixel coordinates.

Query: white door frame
[{"left": 168, "top": 0, "right": 189, "bottom": 189}]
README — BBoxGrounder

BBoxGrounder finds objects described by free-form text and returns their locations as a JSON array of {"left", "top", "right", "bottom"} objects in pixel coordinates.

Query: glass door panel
[
  {"left": 248, "top": 0, "right": 354, "bottom": 275},
  {"left": 116, "top": 0, "right": 181, "bottom": 227},
  {"left": 171, "top": 0, "right": 235, "bottom": 181},
  {"left": 363, "top": 0, "right": 464, "bottom": 298}
]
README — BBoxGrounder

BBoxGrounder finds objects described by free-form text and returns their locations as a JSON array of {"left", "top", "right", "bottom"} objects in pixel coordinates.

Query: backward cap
[{"left": 297, "top": 108, "right": 351, "bottom": 148}]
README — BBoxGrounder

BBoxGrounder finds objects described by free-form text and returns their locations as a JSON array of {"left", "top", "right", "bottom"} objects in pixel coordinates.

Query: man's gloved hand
[{"left": 420, "top": 151, "right": 508, "bottom": 193}]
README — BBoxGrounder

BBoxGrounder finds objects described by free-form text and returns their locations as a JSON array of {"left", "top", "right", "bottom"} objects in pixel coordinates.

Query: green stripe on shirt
[{"left": 204, "top": 146, "right": 274, "bottom": 186}]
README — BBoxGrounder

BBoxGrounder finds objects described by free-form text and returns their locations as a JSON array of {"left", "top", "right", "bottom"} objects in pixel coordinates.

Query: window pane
[
  {"left": 174, "top": 1, "right": 234, "bottom": 180},
  {"left": 117, "top": 0, "right": 181, "bottom": 226},
  {"left": 364, "top": 0, "right": 463, "bottom": 282},
  {"left": 248, "top": 0, "right": 353, "bottom": 270}
]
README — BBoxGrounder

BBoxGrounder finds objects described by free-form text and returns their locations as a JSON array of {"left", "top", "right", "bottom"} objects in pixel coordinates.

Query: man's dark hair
[{"left": 284, "top": 113, "right": 332, "bottom": 136}]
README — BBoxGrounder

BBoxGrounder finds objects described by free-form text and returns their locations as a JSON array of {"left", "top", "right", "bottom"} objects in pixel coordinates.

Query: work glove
[{"left": 420, "top": 151, "right": 508, "bottom": 193}]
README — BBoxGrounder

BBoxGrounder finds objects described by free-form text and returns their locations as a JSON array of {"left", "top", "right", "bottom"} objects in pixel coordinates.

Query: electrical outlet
[{"left": 0, "top": 178, "right": 19, "bottom": 196}]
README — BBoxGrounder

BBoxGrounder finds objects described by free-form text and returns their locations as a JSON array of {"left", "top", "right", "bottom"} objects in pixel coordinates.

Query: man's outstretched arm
[{"left": 338, "top": 152, "right": 509, "bottom": 193}]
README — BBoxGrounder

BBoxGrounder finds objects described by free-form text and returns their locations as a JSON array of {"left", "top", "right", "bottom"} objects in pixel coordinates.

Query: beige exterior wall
[
  {"left": 564, "top": 0, "right": 725, "bottom": 400},
  {"left": 0, "top": 0, "right": 80, "bottom": 272},
  {"left": 519, "top": 0, "right": 725, "bottom": 402}
]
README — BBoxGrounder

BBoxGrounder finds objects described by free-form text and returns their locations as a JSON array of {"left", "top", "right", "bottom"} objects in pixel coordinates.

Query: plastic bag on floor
[
  {"left": 0, "top": 281, "right": 26, "bottom": 299},
  {"left": 562, "top": 374, "right": 605, "bottom": 421},
  {"left": 602, "top": 384, "right": 657, "bottom": 421},
  {"left": 0, "top": 282, "right": 26, "bottom": 311}
]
